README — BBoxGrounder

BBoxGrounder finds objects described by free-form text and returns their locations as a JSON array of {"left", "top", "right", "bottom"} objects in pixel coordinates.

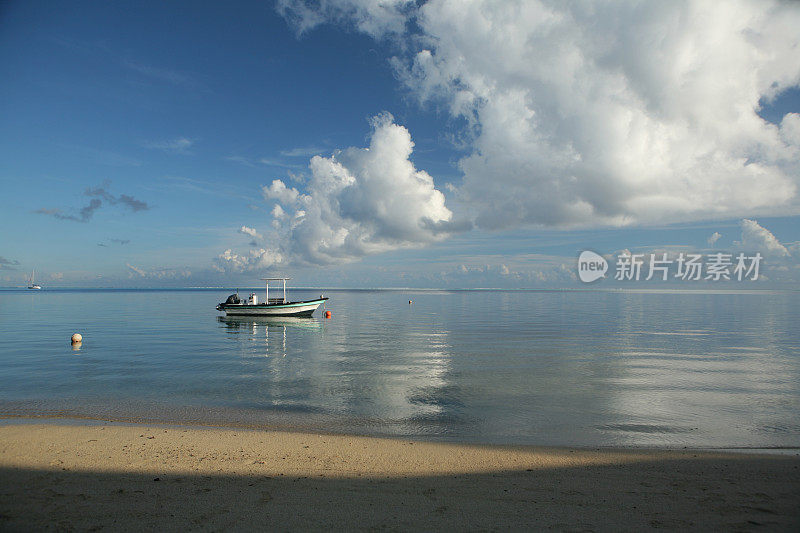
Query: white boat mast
[{"left": 28, "top": 269, "right": 41, "bottom": 289}]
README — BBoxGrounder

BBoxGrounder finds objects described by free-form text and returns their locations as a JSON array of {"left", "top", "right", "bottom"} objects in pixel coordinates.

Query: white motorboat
[{"left": 216, "top": 277, "right": 327, "bottom": 317}]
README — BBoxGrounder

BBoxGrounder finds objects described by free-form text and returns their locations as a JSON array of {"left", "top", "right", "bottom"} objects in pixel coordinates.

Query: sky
[{"left": 1, "top": 0, "right": 799, "bottom": 289}]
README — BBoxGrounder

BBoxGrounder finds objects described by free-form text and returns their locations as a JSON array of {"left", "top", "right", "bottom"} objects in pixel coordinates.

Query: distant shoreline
[{"left": 1, "top": 286, "right": 797, "bottom": 293}]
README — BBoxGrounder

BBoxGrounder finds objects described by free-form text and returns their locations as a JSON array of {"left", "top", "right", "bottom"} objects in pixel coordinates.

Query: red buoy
[{"left": 325, "top": 310, "right": 332, "bottom": 319}]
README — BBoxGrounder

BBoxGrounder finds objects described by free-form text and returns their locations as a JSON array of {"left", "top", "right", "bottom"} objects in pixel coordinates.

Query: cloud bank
[{"left": 282, "top": 0, "right": 800, "bottom": 230}]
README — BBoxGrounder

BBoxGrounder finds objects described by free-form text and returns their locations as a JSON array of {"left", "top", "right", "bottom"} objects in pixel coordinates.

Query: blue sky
[{"left": 1, "top": 1, "right": 799, "bottom": 288}]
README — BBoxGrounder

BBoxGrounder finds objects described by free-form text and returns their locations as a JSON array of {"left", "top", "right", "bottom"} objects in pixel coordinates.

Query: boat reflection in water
[{"left": 217, "top": 315, "right": 322, "bottom": 358}]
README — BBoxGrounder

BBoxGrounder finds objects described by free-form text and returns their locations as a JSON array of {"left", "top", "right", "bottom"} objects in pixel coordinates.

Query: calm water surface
[{"left": 1, "top": 288, "right": 798, "bottom": 447}]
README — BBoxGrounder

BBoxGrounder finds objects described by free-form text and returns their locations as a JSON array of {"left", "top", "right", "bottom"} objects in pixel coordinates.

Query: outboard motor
[{"left": 217, "top": 292, "right": 241, "bottom": 311}]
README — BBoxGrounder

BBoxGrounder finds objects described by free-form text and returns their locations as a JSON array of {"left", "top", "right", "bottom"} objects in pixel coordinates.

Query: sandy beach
[{"left": 0, "top": 422, "right": 797, "bottom": 531}]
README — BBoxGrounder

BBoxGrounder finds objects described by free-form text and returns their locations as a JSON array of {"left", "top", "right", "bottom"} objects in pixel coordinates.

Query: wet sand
[{"left": 1, "top": 422, "right": 798, "bottom": 531}]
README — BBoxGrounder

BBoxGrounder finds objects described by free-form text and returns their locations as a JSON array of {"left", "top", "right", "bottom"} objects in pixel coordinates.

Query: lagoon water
[{"left": 1, "top": 288, "right": 798, "bottom": 448}]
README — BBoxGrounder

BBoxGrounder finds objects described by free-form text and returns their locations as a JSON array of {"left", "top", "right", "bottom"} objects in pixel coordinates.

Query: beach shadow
[{"left": 1, "top": 455, "right": 799, "bottom": 531}]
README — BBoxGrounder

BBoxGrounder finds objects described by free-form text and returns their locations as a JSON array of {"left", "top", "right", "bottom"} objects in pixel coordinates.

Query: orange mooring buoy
[{"left": 325, "top": 310, "right": 332, "bottom": 319}]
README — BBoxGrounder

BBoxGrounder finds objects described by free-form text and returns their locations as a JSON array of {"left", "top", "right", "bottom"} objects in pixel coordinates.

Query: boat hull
[{"left": 217, "top": 298, "right": 327, "bottom": 317}]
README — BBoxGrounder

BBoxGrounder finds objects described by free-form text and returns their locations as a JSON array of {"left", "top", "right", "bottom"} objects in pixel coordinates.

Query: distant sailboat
[{"left": 27, "top": 269, "right": 42, "bottom": 290}]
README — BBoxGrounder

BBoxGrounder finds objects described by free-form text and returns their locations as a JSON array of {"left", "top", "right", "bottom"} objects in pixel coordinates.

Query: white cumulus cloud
[
  {"left": 213, "top": 248, "right": 284, "bottom": 273},
  {"left": 707, "top": 232, "right": 722, "bottom": 247},
  {"left": 408, "top": 0, "right": 800, "bottom": 228},
  {"left": 238, "top": 225, "right": 262, "bottom": 240},
  {"left": 261, "top": 112, "right": 462, "bottom": 265},
  {"left": 276, "top": 0, "right": 414, "bottom": 38},
  {"left": 738, "top": 219, "right": 790, "bottom": 257},
  {"left": 238, "top": 225, "right": 263, "bottom": 246},
  {"left": 283, "top": 0, "right": 800, "bottom": 229}
]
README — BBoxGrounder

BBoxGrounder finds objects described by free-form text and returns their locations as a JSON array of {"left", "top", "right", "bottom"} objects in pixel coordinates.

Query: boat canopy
[{"left": 261, "top": 278, "right": 291, "bottom": 304}]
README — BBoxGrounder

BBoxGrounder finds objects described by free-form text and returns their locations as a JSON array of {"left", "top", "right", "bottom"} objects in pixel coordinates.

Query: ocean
[{"left": 1, "top": 288, "right": 798, "bottom": 448}]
